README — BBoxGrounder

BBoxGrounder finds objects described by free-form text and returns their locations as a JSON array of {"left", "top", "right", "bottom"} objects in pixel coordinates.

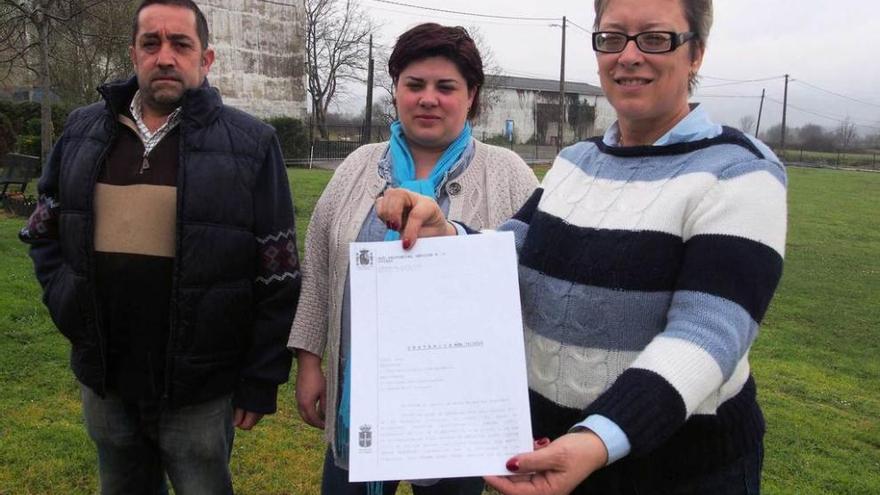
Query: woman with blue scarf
[{"left": 288, "top": 23, "right": 538, "bottom": 495}]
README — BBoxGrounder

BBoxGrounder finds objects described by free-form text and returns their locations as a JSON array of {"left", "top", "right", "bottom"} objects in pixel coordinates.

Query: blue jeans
[
  {"left": 321, "top": 448, "right": 485, "bottom": 495},
  {"left": 81, "top": 385, "right": 235, "bottom": 495}
]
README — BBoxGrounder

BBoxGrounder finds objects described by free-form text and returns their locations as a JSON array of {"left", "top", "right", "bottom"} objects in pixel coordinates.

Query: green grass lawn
[{"left": 1, "top": 166, "right": 878, "bottom": 494}]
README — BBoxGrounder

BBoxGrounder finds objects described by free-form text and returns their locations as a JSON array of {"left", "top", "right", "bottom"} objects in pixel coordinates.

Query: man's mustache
[{"left": 150, "top": 71, "right": 183, "bottom": 82}]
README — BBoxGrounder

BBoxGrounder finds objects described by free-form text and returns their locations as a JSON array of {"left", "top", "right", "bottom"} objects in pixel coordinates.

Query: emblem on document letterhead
[
  {"left": 359, "top": 424, "right": 373, "bottom": 448},
  {"left": 356, "top": 249, "right": 373, "bottom": 268}
]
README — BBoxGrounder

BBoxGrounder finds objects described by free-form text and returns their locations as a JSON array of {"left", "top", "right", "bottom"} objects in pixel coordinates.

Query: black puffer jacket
[{"left": 20, "top": 77, "right": 300, "bottom": 413}]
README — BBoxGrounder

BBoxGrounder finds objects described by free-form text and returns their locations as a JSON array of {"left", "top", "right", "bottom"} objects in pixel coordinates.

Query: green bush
[
  {"left": 0, "top": 100, "right": 72, "bottom": 139},
  {"left": 17, "top": 135, "right": 40, "bottom": 157},
  {"left": 0, "top": 101, "right": 37, "bottom": 135},
  {"left": 52, "top": 104, "right": 72, "bottom": 132},
  {"left": 24, "top": 117, "right": 41, "bottom": 136},
  {"left": 0, "top": 112, "right": 16, "bottom": 157},
  {"left": 266, "top": 116, "right": 308, "bottom": 162},
  {"left": 482, "top": 133, "right": 514, "bottom": 146}
]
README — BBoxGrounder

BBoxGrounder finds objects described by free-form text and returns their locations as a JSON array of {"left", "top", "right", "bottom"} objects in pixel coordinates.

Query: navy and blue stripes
[
  {"left": 676, "top": 234, "right": 783, "bottom": 322},
  {"left": 506, "top": 128, "right": 786, "bottom": 469},
  {"left": 521, "top": 213, "right": 685, "bottom": 290}
]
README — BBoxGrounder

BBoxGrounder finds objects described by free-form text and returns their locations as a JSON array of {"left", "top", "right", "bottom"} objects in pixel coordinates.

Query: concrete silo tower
[{"left": 199, "top": 0, "right": 307, "bottom": 119}]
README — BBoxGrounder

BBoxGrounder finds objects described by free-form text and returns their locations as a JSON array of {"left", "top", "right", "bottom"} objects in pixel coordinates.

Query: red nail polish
[
  {"left": 392, "top": 221, "right": 400, "bottom": 231},
  {"left": 506, "top": 459, "right": 520, "bottom": 472},
  {"left": 537, "top": 437, "right": 550, "bottom": 447},
  {"left": 402, "top": 238, "right": 411, "bottom": 250},
  {"left": 386, "top": 221, "right": 393, "bottom": 230}
]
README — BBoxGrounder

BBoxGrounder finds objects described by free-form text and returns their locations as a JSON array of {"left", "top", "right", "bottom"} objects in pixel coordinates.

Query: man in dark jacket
[{"left": 19, "top": 0, "right": 300, "bottom": 492}]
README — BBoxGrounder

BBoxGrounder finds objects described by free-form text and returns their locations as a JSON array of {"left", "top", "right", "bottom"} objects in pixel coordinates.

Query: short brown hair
[
  {"left": 388, "top": 23, "right": 484, "bottom": 120},
  {"left": 593, "top": 0, "right": 712, "bottom": 93},
  {"left": 132, "top": 0, "right": 210, "bottom": 51}
]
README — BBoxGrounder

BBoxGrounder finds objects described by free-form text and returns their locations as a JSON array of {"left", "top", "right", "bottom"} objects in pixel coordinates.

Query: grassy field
[{"left": 0, "top": 166, "right": 878, "bottom": 494}]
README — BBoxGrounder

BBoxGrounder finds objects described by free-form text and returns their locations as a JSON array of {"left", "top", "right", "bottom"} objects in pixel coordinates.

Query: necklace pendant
[{"left": 140, "top": 156, "right": 150, "bottom": 174}]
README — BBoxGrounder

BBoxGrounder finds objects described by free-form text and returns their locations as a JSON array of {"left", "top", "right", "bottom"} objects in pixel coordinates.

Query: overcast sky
[{"left": 351, "top": 0, "right": 880, "bottom": 136}]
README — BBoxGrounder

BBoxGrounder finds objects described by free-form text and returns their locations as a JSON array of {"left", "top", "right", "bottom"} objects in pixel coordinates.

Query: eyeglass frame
[{"left": 591, "top": 31, "right": 696, "bottom": 54}]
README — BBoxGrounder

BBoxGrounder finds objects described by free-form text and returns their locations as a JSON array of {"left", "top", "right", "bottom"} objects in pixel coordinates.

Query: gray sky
[{"left": 353, "top": 0, "right": 880, "bottom": 136}]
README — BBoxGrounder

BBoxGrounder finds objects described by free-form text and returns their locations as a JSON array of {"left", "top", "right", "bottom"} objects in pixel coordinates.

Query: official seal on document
[{"left": 359, "top": 424, "right": 373, "bottom": 448}]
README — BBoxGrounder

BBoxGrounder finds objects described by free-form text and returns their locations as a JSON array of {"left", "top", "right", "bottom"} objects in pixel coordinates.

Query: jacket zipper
[{"left": 86, "top": 115, "right": 118, "bottom": 396}]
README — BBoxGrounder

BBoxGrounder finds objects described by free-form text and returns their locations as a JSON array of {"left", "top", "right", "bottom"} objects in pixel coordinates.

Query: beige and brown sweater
[{"left": 287, "top": 140, "right": 538, "bottom": 454}]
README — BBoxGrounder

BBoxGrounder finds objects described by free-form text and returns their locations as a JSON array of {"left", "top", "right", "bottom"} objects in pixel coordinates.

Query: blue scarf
[
  {"left": 384, "top": 120, "right": 473, "bottom": 241},
  {"left": 337, "top": 121, "right": 472, "bottom": 494}
]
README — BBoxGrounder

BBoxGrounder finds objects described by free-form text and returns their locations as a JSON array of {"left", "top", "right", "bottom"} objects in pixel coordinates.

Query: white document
[{"left": 348, "top": 232, "right": 533, "bottom": 482}]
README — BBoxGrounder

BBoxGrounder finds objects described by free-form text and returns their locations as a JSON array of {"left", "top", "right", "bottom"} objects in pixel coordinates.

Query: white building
[
  {"left": 200, "top": 0, "right": 308, "bottom": 119},
  {"left": 475, "top": 75, "right": 616, "bottom": 145}
]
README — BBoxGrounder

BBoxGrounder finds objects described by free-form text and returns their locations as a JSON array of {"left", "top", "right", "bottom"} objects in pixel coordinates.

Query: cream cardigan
[{"left": 287, "top": 140, "right": 538, "bottom": 454}]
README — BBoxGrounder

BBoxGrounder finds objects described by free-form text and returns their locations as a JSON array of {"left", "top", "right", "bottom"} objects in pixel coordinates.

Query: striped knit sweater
[{"left": 502, "top": 127, "right": 787, "bottom": 472}]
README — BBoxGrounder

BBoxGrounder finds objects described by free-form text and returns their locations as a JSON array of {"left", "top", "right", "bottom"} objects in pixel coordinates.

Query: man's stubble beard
[{"left": 141, "top": 81, "right": 185, "bottom": 115}]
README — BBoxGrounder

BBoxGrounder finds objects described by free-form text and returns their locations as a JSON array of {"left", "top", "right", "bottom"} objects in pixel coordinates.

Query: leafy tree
[
  {"left": 796, "top": 123, "right": 833, "bottom": 151},
  {"left": 761, "top": 124, "right": 783, "bottom": 148},
  {"left": 567, "top": 95, "right": 596, "bottom": 142}
]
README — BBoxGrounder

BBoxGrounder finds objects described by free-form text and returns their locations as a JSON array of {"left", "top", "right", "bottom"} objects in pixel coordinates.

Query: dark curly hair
[{"left": 388, "top": 23, "right": 484, "bottom": 120}]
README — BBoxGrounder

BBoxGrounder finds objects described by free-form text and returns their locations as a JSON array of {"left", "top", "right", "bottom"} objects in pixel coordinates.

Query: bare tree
[
  {"left": 367, "top": 43, "right": 395, "bottom": 125},
  {"left": 835, "top": 117, "right": 858, "bottom": 150},
  {"left": 738, "top": 115, "right": 756, "bottom": 135},
  {"left": 305, "top": 0, "right": 373, "bottom": 140},
  {"left": 0, "top": 0, "right": 117, "bottom": 163},
  {"left": 0, "top": 0, "right": 58, "bottom": 162},
  {"left": 51, "top": 0, "right": 135, "bottom": 105},
  {"left": 464, "top": 25, "right": 501, "bottom": 128}
]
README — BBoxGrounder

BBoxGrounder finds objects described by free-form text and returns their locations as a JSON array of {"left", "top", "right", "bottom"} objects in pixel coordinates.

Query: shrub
[
  {"left": 266, "top": 117, "right": 308, "bottom": 162},
  {"left": 0, "top": 112, "right": 16, "bottom": 157},
  {"left": 24, "top": 117, "right": 41, "bottom": 136},
  {"left": 0, "top": 101, "right": 72, "bottom": 140},
  {"left": 52, "top": 104, "right": 72, "bottom": 132},
  {"left": 482, "top": 133, "right": 514, "bottom": 146},
  {"left": 0, "top": 101, "right": 39, "bottom": 135},
  {"left": 17, "top": 135, "right": 40, "bottom": 157}
]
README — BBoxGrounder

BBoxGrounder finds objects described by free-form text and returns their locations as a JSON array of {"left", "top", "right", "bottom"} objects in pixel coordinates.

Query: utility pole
[
  {"left": 534, "top": 93, "right": 539, "bottom": 159},
  {"left": 755, "top": 88, "right": 766, "bottom": 137},
  {"left": 780, "top": 74, "right": 789, "bottom": 152},
  {"left": 363, "top": 35, "right": 374, "bottom": 145},
  {"left": 557, "top": 16, "right": 566, "bottom": 153}
]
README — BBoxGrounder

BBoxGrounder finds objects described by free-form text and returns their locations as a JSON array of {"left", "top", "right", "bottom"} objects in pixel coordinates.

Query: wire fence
[
  {"left": 281, "top": 125, "right": 880, "bottom": 172},
  {"left": 774, "top": 148, "right": 880, "bottom": 171},
  {"left": 291, "top": 124, "right": 588, "bottom": 165}
]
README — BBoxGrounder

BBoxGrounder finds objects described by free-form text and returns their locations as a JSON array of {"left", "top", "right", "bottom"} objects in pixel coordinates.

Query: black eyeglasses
[{"left": 592, "top": 31, "right": 695, "bottom": 54}]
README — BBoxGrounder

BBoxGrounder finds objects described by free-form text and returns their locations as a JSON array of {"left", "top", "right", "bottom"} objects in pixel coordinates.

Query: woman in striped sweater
[{"left": 376, "top": 0, "right": 786, "bottom": 494}]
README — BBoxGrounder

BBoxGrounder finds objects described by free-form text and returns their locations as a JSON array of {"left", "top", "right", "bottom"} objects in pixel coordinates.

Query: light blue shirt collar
[{"left": 602, "top": 104, "right": 723, "bottom": 147}]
